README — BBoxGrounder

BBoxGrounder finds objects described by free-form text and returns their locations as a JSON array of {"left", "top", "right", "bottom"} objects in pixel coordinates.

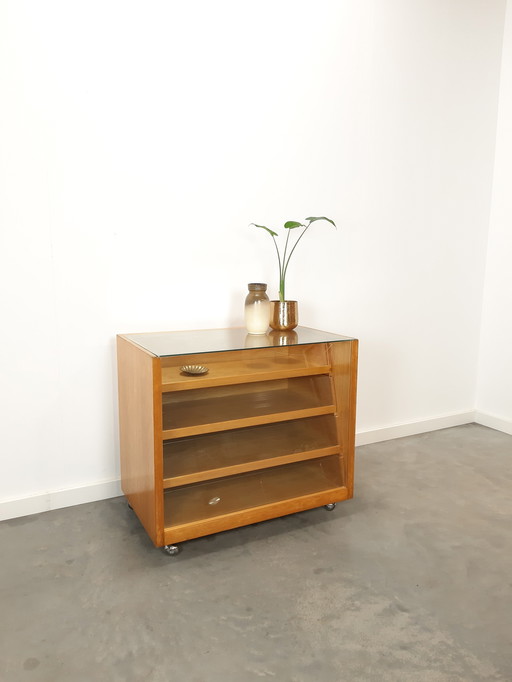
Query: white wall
[
  {"left": 0, "top": 0, "right": 507, "bottom": 517},
  {"left": 476, "top": 0, "right": 512, "bottom": 435}
]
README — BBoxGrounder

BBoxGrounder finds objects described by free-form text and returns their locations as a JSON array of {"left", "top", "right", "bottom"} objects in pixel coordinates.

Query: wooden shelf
[
  {"left": 163, "top": 415, "right": 340, "bottom": 487},
  {"left": 162, "top": 375, "right": 334, "bottom": 438},
  {"left": 160, "top": 344, "right": 329, "bottom": 392},
  {"left": 117, "top": 329, "right": 358, "bottom": 549},
  {"left": 164, "top": 456, "right": 344, "bottom": 529}
]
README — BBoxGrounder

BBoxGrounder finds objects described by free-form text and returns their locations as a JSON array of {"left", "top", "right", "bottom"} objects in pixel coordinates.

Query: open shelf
[
  {"left": 164, "top": 455, "right": 344, "bottom": 529},
  {"left": 117, "top": 329, "right": 358, "bottom": 549},
  {"left": 162, "top": 375, "right": 334, "bottom": 438},
  {"left": 163, "top": 415, "right": 340, "bottom": 487},
  {"left": 160, "top": 344, "right": 330, "bottom": 392}
]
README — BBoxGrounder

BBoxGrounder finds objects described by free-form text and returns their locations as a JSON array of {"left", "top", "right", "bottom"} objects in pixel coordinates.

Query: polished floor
[{"left": 1, "top": 424, "right": 511, "bottom": 682}]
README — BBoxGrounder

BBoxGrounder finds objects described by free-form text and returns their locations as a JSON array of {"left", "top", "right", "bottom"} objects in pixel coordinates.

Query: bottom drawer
[{"left": 164, "top": 455, "right": 343, "bottom": 529}]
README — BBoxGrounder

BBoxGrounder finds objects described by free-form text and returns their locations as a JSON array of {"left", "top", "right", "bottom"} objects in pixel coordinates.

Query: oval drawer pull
[{"left": 208, "top": 496, "right": 221, "bottom": 505}]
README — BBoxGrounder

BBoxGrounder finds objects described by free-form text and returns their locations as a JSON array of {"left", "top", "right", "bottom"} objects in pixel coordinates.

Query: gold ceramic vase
[{"left": 269, "top": 300, "right": 298, "bottom": 331}]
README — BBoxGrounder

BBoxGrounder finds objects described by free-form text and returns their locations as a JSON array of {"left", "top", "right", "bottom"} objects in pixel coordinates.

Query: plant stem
[
  {"left": 280, "top": 228, "right": 292, "bottom": 301},
  {"left": 281, "top": 221, "right": 311, "bottom": 297},
  {"left": 272, "top": 235, "right": 283, "bottom": 301}
]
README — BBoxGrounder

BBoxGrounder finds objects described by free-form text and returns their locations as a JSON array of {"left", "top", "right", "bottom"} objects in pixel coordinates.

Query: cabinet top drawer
[
  {"left": 118, "top": 326, "right": 355, "bottom": 358},
  {"left": 161, "top": 344, "right": 331, "bottom": 392}
]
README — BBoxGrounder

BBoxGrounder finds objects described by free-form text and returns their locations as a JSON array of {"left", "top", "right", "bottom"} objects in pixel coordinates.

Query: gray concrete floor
[{"left": 1, "top": 424, "right": 511, "bottom": 682}]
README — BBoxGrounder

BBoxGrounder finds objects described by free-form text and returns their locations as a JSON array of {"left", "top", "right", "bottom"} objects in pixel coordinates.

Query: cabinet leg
[
  {"left": 324, "top": 503, "right": 336, "bottom": 511},
  {"left": 163, "top": 544, "right": 181, "bottom": 556}
]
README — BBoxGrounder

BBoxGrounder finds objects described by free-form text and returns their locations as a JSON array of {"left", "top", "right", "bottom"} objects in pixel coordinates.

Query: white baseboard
[
  {"left": 355, "top": 412, "right": 476, "bottom": 446},
  {"left": 2, "top": 411, "right": 509, "bottom": 522},
  {"left": 474, "top": 411, "right": 512, "bottom": 436},
  {"left": 0, "top": 479, "right": 123, "bottom": 522}
]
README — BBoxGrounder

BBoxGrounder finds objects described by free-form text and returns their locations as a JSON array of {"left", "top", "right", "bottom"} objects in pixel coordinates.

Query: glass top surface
[{"left": 121, "top": 326, "right": 354, "bottom": 357}]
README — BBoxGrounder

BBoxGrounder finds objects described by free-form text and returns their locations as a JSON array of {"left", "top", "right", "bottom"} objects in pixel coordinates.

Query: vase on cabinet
[
  {"left": 244, "top": 283, "right": 270, "bottom": 334},
  {"left": 269, "top": 300, "right": 298, "bottom": 331}
]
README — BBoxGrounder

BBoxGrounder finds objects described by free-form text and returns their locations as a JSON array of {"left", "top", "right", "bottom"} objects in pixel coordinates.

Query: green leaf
[
  {"left": 250, "top": 223, "right": 278, "bottom": 237},
  {"left": 305, "top": 216, "right": 336, "bottom": 227},
  {"left": 283, "top": 221, "right": 304, "bottom": 229}
]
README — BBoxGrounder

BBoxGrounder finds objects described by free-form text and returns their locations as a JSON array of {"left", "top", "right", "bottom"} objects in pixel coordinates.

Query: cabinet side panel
[
  {"left": 117, "top": 336, "right": 161, "bottom": 545},
  {"left": 328, "top": 340, "right": 359, "bottom": 498}
]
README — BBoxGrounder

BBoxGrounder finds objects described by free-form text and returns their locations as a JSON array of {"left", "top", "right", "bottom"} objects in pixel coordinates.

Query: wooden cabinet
[{"left": 116, "top": 327, "right": 358, "bottom": 552}]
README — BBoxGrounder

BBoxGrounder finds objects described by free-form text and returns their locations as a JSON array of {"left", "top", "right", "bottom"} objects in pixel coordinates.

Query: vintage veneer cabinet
[{"left": 116, "top": 327, "right": 358, "bottom": 554}]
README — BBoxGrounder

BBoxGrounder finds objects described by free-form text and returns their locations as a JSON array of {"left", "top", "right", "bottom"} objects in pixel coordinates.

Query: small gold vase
[{"left": 269, "top": 300, "right": 298, "bottom": 331}]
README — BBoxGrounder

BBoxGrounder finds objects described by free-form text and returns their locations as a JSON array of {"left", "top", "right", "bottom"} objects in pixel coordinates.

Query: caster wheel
[
  {"left": 324, "top": 503, "right": 336, "bottom": 511},
  {"left": 163, "top": 544, "right": 180, "bottom": 556}
]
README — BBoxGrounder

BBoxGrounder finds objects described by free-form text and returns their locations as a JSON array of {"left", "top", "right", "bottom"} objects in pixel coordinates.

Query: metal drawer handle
[{"left": 208, "top": 496, "right": 221, "bottom": 506}]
